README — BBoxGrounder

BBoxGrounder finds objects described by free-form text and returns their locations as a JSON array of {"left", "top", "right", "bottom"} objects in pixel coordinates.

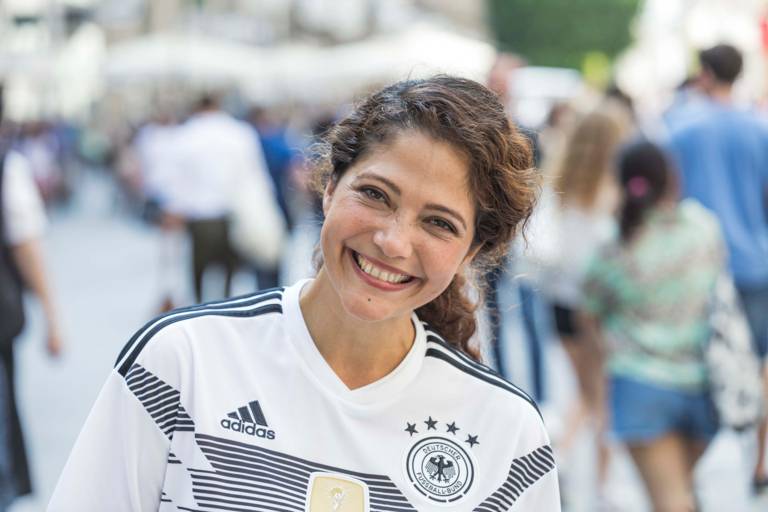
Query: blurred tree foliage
[{"left": 487, "top": 0, "right": 640, "bottom": 69}]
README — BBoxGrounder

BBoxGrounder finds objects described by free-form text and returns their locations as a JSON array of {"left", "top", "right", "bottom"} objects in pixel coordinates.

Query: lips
[{"left": 350, "top": 250, "right": 417, "bottom": 289}]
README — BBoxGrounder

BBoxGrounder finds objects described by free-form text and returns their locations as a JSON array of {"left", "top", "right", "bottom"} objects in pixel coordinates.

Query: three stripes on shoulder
[{"left": 115, "top": 288, "right": 284, "bottom": 377}]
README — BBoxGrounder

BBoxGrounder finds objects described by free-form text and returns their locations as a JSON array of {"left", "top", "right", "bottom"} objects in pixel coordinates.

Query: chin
[{"left": 339, "top": 293, "right": 405, "bottom": 324}]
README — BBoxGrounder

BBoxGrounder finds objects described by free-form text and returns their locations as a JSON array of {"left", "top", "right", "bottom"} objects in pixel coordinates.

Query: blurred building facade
[
  {"left": 1, "top": 0, "right": 768, "bottom": 122},
  {"left": 0, "top": 0, "right": 490, "bottom": 121}
]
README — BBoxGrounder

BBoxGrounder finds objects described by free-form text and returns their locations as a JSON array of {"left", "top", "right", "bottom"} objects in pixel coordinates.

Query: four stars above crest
[{"left": 404, "top": 417, "right": 479, "bottom": 447}]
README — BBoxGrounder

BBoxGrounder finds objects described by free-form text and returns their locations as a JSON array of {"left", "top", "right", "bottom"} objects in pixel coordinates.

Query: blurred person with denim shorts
[
  {"left": 582, "top": 141, "right": 722, "bottom": 512},
  {"left": 516, "top": 103, "right": 632, "bottom": 504}
]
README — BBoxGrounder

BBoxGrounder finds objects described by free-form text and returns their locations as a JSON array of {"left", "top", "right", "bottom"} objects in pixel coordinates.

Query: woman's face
[{"left": 320, "top": 130, "right": 478, "bottom": 324}]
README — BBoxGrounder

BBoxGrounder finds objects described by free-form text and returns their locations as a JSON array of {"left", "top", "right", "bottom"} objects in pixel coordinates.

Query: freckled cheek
[
  {"left": 421, "top": 248, "right": 468, "bottom": 284},
  {"left": 331, "top": 202, "right": 386, "bottom": 234},
  {"left": 322, "top": 204, "right": 381, "bottom": 254}
]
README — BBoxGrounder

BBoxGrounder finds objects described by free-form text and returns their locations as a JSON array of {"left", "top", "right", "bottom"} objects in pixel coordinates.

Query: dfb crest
[{"left": 405, "top": 437, "right": 475, "bottom": 504}]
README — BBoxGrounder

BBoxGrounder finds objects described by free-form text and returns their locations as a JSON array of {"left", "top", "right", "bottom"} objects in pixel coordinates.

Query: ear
[{"left": 322, "top": 179, "right": 337, "bottom": 217}]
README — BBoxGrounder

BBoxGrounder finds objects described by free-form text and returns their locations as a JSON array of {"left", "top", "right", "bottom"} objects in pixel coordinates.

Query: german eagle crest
[{"left": 405, "top": 437, "right": 474, "bottom": 503}]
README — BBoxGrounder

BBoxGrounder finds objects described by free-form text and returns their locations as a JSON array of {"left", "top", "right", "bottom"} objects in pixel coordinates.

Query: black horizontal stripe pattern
[
  {"left": 115, "top": 289, "right": 284, "bottom": 376},
  {"left": 187, "top": 433, "right": 417, "bottom": 511},
  {"left": 424, "top": 329, "right": 540, "bottom": 418},
  {"left": 473, "top": 445, "right": 555, "bottom": 511},
  {"left": 176, "top": 406, "right": 195, "bottom": 433},
  {"left": 168, "top": 452, "right": 182, "bottom": 465},
  {"left": 125, "top": 364, "right": 196, "bottom": 440}
]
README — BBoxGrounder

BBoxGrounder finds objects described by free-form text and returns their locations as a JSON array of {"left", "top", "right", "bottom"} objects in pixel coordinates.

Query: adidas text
[{"left": 221, "top": 418, "right": 276, "bottom": 439}]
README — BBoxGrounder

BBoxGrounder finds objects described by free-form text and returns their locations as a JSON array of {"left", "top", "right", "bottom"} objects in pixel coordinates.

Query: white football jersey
[{"left": 49, "top": 280, "right": 560, "bottom": 511}]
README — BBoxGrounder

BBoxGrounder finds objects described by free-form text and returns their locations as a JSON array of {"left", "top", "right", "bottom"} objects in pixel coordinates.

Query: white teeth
[{"left": 355, "top": 253, "right": 411, "bottom": 284}]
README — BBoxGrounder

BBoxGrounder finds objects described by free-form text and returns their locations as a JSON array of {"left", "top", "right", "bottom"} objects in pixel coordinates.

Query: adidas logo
[{"left": 220, "top": 400, "right": 276, "bottom": 440}]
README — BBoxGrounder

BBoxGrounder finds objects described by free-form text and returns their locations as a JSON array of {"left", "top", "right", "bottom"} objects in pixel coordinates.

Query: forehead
[{"left": 346, "top": 131, "right": 474, "bottom": 206}]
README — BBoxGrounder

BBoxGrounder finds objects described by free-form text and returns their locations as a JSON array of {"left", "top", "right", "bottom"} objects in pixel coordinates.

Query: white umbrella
[
  {"left": 105, "top": 33, "right": 269, "bottom": 87},
  {"left": 105, "top": 25, "right": 497, "bottom": 105},
  {"left": 242, "top": 23, "right": 496, "bottom": 104}
]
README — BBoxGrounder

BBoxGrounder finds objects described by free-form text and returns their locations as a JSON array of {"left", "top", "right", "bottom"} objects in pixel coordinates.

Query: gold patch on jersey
[{"left": 305, "top": 473, "right": 369, "bottom": 512}]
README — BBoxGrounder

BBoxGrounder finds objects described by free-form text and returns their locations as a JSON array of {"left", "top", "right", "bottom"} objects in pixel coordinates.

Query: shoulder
[
  {"left": 679, "top": 199, "right": 720, "bottom": 232},
  {"left": 3, "top": 151, "right": 35, "bottom": 189},
  {"left": 668, "top": 105, "right": 720, "bottom": 139},
  {"left": 744, "top": 111, "right": 768, "bottom": 137},
  {"left": 679, "top": 199, "right": 724, "bottom": 247},
  {"left": 114, "top": 287, "right": 285, "bottom": 377},
  {"left": 420, "top": 328, "right": 558, "bottom": 501},
  {"left": 230, "top": 119, "right": 258, "bottom": 146},
  {"left": 2, "top": 151, "right": 46, "bottom": 244},
  {"left": 421, "top": 324, "right": 542, "bottom": 420},
  {"left": 668, "top": 120, "right": 701, "bottom": 147}
]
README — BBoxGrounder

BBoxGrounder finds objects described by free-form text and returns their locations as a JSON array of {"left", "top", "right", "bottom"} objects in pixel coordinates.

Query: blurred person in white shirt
[
  {"left": 134, "top": 112, "right": 180, "bottom": 221},
  {"left": 163, "top": 95, "right": 274, "bottom": 302},
  {"left": 0, "top": 84, "right": 62, "bottom": 505},
  {"left": 134, "top": 113, "right": 185, "bottom": 311}
]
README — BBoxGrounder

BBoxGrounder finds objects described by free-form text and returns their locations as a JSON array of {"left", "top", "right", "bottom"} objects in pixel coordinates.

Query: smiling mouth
[{"left": 352, "top": 251, "right": 415, "bottom": 285}]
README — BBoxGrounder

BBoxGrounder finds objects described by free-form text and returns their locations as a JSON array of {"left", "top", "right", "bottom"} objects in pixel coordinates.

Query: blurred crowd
[
  {"left": 1, "top": 41, "right": 768, "bottom": 512},
  {"left": 497, "top": 44, "right": 768, "bottom": 512}
]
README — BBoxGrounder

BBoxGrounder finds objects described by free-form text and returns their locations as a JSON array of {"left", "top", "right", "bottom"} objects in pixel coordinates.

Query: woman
[
  {"left": 49, "top": 76, "right": 560, "bottom": 511},
  {"left": 582, "top": 141, "right": 722, "bottom": 512},
  {"left": 517, "top": 104, "right": 630, "bottom": 498}
]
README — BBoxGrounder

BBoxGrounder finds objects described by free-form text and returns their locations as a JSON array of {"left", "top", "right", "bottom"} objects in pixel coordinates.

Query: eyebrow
[
  {"left": 354, "top": 171, "right": 468, "bottom": 231},
  {"left": 424, "top": 203, "right": 468, "bottom": 231}
]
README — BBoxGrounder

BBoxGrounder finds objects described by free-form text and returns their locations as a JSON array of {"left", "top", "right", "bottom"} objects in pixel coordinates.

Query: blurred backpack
[
  {"left": 0, "top": 152, "right": 25, "bottom": 344},
  {"left": 706, "top": 272, "right": 764, "bottom": 431}
]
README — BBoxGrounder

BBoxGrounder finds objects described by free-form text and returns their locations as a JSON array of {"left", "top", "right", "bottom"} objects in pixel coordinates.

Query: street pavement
[{"left": 8, "top": 170, "right": 768, "bottom": 511}]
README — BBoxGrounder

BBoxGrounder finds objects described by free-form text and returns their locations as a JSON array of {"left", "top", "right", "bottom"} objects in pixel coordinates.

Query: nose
[{"left": 373, "top": 216, "right": 414, "bottom": 260}]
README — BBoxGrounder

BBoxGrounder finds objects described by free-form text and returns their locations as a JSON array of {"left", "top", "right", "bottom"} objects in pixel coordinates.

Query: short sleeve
[
  {"left": 508, "top": 408, "right": 561, "bottom": 511},
  {"left": 2, "top": 152, "right": 46, "bottom": 244},
  {"left": 475, "top": 404, "right": 561, "bottom": 511},
  {"left": 48, "top": 322, "right": 190, "bottom": 511}
]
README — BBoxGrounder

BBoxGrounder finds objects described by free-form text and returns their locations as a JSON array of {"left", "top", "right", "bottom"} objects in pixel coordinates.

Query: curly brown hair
[{"left": 310, "top": 75, "right": 538, "bottom": 359}]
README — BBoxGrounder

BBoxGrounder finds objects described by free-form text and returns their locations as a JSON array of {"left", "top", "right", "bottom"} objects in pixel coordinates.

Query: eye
[
  {"left": 427, "top": 217, "right": 457, "bottom": 234},
  {"left": 359, "top": 186, "right": 387, "bottom": 203}
]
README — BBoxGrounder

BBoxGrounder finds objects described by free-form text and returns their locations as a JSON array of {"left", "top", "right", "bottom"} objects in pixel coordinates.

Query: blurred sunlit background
[{"left": 2, "top": 1, "right": 768, "bottom": 511}]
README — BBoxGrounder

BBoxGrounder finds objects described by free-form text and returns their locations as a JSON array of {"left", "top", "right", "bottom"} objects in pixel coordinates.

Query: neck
[
  {"left": 299, "top": 270, "right": 416, "bottom": 390},
  {"left": 707, "top": 83, "right": 733, "bottom": 104}
]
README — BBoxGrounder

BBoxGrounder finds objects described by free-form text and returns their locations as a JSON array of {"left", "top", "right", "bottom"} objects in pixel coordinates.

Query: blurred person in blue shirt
[
  {"left": 247, "top": 107, "right": 298, "bottom": 289},
  {"left": 667, "top": 43, "right": 768, "bottom": 493},
  {"left": 662, "top": 77, "right": 709, "bottom": 135},
  {"left": 248, "top": 107, "right": 297, "bottom": 229}
]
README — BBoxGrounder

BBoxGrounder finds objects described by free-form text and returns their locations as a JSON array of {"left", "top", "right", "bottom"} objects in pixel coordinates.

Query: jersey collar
[{"left": 283, "top": 279, "right": 427, "bottom": 406}]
